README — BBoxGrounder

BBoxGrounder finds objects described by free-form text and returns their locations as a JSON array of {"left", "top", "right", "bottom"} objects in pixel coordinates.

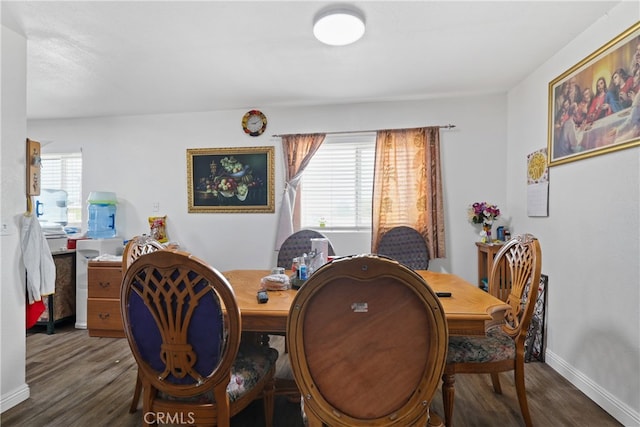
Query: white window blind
[
  {"left": 300, "top": 133, "right": 375, "bottom": 230},
  {"left": 40, "top": 153, "right": 83, "bottom": 225}
]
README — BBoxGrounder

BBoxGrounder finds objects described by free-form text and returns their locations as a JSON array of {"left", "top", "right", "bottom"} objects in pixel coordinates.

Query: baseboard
[
  {"left": 0, "top": 382, "right": 30, "bottom": 413},
  {"left": 545, "top": 350, "right": 639, "bottom": 426}
]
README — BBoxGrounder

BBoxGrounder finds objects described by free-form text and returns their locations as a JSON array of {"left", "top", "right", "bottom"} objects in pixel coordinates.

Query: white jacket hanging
[{"left": 21, "top": 214, "right": 56, "bottom": 303}]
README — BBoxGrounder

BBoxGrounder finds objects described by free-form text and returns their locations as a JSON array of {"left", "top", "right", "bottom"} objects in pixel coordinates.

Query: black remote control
[{"left": 257, "top": 291, "right": 269, "bottom": 304}]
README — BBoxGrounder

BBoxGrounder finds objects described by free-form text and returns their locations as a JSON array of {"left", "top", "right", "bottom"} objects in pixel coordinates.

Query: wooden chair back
[
  {"left": 377, "top": 226, "right": 430, "bottom": 270},
  {"left": 121, "top": 250, "right": 242, "bottom": 425},
  {"left": 491, "top": 234, "right": 542, "bottom": 343},
  {"left": 287, "top": 254, "right": 448, "bottom": 426},
  {"left": 122, "top": 235, "right": 165, "bottom": 271},
  {"left": 277, "top": 229, "right": 336, "bottom": 269}
]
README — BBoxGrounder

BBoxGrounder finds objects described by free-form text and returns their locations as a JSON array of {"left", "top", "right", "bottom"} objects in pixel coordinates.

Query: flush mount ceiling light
[{"left": 313, "top": 6, "right": 365, "bottom": 46}]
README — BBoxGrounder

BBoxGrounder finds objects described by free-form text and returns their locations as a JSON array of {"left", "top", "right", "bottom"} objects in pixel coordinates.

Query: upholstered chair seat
[
  {"left": 158, "top": 343, "right": 278, "bottom": 404},
  {"left": 446, "top": 326, "right": 515, "bottom": 364}
]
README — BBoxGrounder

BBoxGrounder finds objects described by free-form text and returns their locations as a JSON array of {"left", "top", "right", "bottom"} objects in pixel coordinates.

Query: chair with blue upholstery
[
  {"left": 376, "top": 226, "right": 430, "bottom": 270},
  {"left": 121, "top": 250, "right": 278, "bottom": 427},
  {"left": 441, "top": 234, "right": 542, "bottom": 427},
  {"left": 122, "top": 235, "right": 167, "bottom": 413},
  {"left": 287, "top": 254, "right": 448, "bottom": 426},
  {"left": 277, "top": 229, "right": 336, "bottom": 269}
]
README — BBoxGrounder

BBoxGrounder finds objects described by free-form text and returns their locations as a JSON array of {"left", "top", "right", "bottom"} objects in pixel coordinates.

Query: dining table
[{"left": 222, "top": 269, "right": 510, "bottom": 336}]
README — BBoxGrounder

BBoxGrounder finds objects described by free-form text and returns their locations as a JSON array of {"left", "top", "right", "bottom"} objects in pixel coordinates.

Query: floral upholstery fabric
[
  {"left": 446, "top": 326, "right": 515, "bottom": 364},
  {"left": 158, "top": 343, "right": 278, "bottom": 403}
]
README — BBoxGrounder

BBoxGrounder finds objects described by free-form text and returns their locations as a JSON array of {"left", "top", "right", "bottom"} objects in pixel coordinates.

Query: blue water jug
[{"left": 87, "top": 191, "right": 117, "bottom": 238}]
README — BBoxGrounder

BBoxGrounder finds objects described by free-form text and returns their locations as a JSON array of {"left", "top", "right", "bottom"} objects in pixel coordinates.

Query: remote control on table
[{"left": 257, "top": 291, "right": 269, "bottom": 304}]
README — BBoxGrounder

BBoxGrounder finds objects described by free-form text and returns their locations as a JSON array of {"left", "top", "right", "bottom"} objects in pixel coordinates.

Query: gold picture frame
[
  {"left": 548, "top": 21, "right": 640, "bottom": 166},
  {"left": 187, "top": 146, "right": 275, "bottom": 213}
]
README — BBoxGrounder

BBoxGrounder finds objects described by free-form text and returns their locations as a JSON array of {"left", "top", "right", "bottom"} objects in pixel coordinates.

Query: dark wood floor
[{"left": 2, "top": 321, "right": 621, "bottom": 427}]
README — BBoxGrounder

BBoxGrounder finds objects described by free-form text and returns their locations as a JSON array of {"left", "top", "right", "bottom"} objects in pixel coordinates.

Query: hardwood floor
[{"left": 2, "top": 322, "right": 621, "bottom": 427}]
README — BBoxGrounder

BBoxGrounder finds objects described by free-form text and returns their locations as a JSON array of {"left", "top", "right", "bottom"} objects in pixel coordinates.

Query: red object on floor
[{"left": 26, "top": 300, "right": 46, "bottom": 329}]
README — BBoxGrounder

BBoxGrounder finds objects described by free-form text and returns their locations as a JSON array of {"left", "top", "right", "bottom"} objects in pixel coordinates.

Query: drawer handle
[
  {"left": 98, "top": 312, "right": 110, "bottom": 320},
  {"left": 99, "top": 281, "right": 111, "bottom": 289}
]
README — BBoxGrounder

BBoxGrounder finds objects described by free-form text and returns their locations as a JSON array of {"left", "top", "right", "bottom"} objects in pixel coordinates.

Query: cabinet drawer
[
  {"left": 87, "top": 298, "right": 123, "bottom": 331},
  {"left": 88, "top": 268, "right": 123, "bottom": 298}
]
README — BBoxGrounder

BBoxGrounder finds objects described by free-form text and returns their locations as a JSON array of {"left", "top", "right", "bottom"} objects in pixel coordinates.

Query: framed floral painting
[
  {"left": 186, "top": 146, "right": 275, "bottom": 213},
  {"left": 548, "top": 21, "right": 640, "bottom": 166}
]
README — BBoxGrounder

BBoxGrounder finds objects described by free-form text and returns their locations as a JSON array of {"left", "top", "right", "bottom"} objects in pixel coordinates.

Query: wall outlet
[
  {"left": 152, "top": 202, "right": 160, "bottom": 212},
  {"left": 0, "top": 223, "right": 12, "bottom": 236}
]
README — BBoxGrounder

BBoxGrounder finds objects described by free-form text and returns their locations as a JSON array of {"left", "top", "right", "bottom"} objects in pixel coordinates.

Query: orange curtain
[
  {"left": 372, "top": 127, "right": 446, "bottom": 259},
  {"left": 274, "top": 133, "right": 326, "bottom": 250}
]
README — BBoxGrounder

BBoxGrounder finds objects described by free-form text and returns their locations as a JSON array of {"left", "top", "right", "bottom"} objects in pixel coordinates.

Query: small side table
[{"left": 475, "top": 242, "right": 504, "bottom": 291}]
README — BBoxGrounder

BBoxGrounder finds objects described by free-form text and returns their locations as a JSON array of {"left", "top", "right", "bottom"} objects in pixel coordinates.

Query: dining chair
[
  {"left": 274, "top": 229, "right": 336, "bottom": 399},
  {"left": 287, "top": 254, "right": 448, "bottom": 426},
  {"left": 121, "top": 250, "right": 278, "bottom": 427},
  {"left": 276, "top": 229, "right": 336, "bottom": 269},
  {"left": 441, "top": 234, "right": 542, "bottom": 427},
  {"left": 376, "top": 226, "right": 430, "bottom": 270},
  {"left": 122, "top": 235, "right": 165, "bottom": 272},
  {"left": 122, "top": 235, "right": 166, "bottom": 413}
]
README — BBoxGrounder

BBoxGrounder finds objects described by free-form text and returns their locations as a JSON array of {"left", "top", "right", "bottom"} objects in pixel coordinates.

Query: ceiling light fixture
[{"left": 313, "top": 6, "right": 365, "bottom": 46}]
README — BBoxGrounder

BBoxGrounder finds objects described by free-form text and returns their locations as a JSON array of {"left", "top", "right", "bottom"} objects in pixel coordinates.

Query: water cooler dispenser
[
  {"left": 35, "top": 188, "right": 68, "bottom": 226},
  {"left": 75, "top": 191, "right": 121, "bottom": 329}
]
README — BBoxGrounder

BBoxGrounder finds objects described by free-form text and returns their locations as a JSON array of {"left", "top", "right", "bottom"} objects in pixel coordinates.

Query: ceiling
[{"left": 2, "top": 1, "right": 621, "bottom": 120}]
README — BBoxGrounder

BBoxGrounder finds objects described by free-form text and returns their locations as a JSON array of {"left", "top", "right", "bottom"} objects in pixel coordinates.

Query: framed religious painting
[
  {"left": 548, "top": 21, "right": 640, "bottom": 166},
  {"left": 186, "top": 146, "right": 275, "bottom": 213}
]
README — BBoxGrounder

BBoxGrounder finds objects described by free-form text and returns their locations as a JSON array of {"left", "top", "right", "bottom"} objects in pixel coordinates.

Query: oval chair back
[
  {"left": 277, "top": 229, "right": 335, "bottom": 269},
  {"left": 377, "top": 226, "right": 430, "bottom": 270},
  {"left": 121, "top": 250, "right": 277, "bottom": 427},
  {"left": 121, "top": 235, "right": 166, "bottom": 413},
  {"left": 287, "top": 254, "right": 448, "bottom": 426},
  {"left": 122, "top": 235, "right": 165, "bottom": 271}
]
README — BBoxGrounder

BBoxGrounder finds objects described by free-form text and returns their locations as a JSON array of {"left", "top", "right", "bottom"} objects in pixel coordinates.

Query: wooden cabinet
[
  {"left": 36, "top": 251, "right": 76, "bottom": 334},
  {"left": 87, "top": 260, "right": 124, "bottom": 337},
  {"left": 475, "top": 242, "right": 504, "bottom": 291}
]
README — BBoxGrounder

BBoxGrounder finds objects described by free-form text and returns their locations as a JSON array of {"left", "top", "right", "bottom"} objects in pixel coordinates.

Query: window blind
[
  {"left": 41, "top": 153, "right": 83, "bottom": 225},
  {"left": 300, "top": 133, "right": 375, "bottom": 230}
]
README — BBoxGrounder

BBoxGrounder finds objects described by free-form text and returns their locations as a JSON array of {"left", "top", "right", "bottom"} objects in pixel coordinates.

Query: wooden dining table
[{"left": 222, "top": 269, "right": 509, "bottom": 336}]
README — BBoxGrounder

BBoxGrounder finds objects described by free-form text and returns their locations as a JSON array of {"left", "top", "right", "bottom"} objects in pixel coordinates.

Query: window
[
  {"left": 40, "top": 152, "right": 83, "bottom": 226},
  {"left": 300, "top": 133, "right": 375, "bottom": 230}
]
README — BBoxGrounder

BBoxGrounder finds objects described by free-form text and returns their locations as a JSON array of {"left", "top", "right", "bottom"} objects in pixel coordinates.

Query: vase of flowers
[{"left": 468, "top": 202, "right": 500, "bottom": 243}]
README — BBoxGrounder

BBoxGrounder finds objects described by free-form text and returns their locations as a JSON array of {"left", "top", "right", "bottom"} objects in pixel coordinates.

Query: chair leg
[
  {"left": 442, "top": 373, "right": 455, "bottom": 427},
  {"left": 129, "top": 373, "right": 142, "bottom": 413},
  {"left": 142, "top": 384, "right": 153, "bottom": 427},
  {"left": 490, "top": 372, "right": 502, "bottom": 394},
  {"left": 263, "top": 377, "right": 276, "bottom": 427},
  {"left": 514, "top": 362, "right": 533, "bottom": 427},
  {"left": 428, "top": 409, "right": 444, "bottom": 427}
]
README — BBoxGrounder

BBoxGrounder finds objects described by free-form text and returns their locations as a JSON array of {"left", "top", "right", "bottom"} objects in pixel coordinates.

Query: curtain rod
[{"left": 271, "top": 124, "right": 456, "bottom": 138}]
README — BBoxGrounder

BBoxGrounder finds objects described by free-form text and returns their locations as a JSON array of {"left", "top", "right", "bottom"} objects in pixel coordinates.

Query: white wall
[
  {"left": 0, "top": 26, "right": 30, "bottom": 411},
  {"left": 506, "top": 3, "right": 639, "bottom": 425},
  {"left": 4, "top": 3, "right": 638, "bottom": 425},
  {"left": 27, "top": 95, "right": 507, "bottom": 282}
]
